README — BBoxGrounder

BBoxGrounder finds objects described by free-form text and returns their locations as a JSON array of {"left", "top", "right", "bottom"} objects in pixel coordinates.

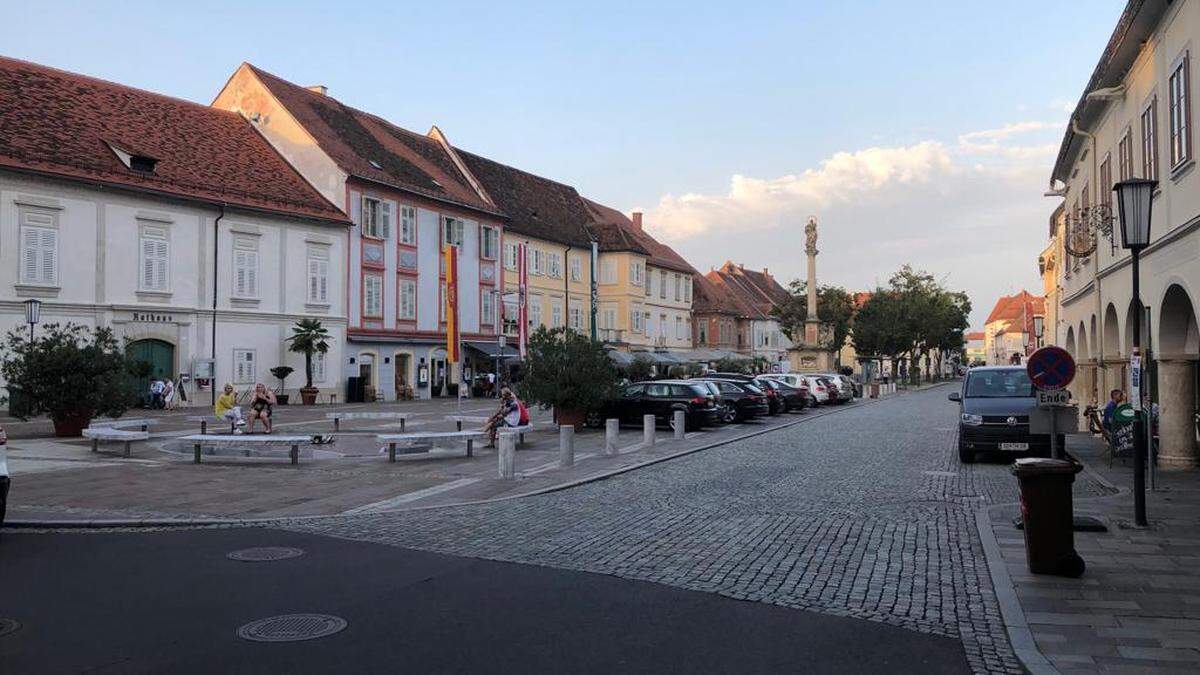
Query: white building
[
  {"left": 0, "top": 57, "right": 350, "bottom": 406},
  {"left": 1049, "top": 0, "right": 1199, "bottom": 467}
]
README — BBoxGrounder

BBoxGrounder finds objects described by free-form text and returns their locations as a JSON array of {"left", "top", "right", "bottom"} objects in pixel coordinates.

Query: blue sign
[{"left": 1026, "top": 346, "right": 1076, "bottom": 391}]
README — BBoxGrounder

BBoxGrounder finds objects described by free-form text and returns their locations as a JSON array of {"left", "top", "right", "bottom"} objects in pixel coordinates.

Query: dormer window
[{"left": 106, "top": 141, "right": 158, "bottom": 174}]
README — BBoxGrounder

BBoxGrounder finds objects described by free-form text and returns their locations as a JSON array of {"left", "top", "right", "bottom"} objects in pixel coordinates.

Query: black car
[
  {"left": 695, "top": 378, "right": 771, "bottom": 422},
  {"left": 950, "top": 366, "right": 1063, "bottom": 463},
  {"left": 586, "top": 380, "right": 721, "bottom": 431},
  {"left": 760, "top": 379, "right": 808, "bottom": 412}
]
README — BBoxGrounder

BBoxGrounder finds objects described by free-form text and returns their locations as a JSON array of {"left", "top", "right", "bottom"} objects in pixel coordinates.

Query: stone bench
[
  {"left": 327, "top": 411, "right": 411, "bottom": 431},
  {"left": 82, "top": 427, "right": 150, "bottom": 457},
  {"left": 377, "top": 430, "right": 487, "bottom": 462},
  {"left": 89, "top": 418, "right": 158, "bottom": 432},
  {"left": 179, "top": 434, "right": 314, "bottom": 465},
  {"left": 445, "top": 415, "right": 534, "bottom": 445},
  {"left": 498, "top": 425, "right": 534, "bottom": 446}
]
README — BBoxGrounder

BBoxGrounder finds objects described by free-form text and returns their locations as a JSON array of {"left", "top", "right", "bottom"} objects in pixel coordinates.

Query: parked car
[
  {"left": 949, "top": 366, "right": 1062, "bottom": 463},
  {"left": 818, "top": 374, "right": 857, "bottom": 403},
  {"left": 0, "top": 425, "right": 8, "bottom": 527},
  {"left": 797, "top": 375, "right": 835, "bottom": 406},
  {"left": 586, "top": 380, "right": 721, "bottom": 431},
  {"left": 694, "top": 378, "right": 771, "bottom": 422},
  {"left": 690, "top": 380, "right": 728, "bottom": 422},
  {"left": 757, "top": 377, "right": 807, "bottom": 412}
]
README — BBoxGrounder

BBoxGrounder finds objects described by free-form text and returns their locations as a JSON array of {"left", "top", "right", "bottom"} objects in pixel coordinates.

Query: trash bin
[{"left": 1011, "top": 457, "right": 1085, "bottom": 577}]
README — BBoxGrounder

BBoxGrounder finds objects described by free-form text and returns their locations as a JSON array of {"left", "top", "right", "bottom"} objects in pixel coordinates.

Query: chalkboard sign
[{"left": 1112, "top": 422, "right": 1135, "bottom": 458}]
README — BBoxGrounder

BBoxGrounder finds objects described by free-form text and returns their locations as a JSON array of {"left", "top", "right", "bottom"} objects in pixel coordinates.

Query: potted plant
[
  {"left": 270, "top": 366, "right": 294, "bottom": 405},
  {"left": 285, "top": 318, "right": 330, "bottom": 405},
  {"left": 517, "top": 327, "right": 618, "bottom": 429},
  {"left": 1, "top": 323, "right": 134, "bottom": 437}
]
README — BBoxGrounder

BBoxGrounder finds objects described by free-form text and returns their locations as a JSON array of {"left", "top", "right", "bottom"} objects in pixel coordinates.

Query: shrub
[
  {"left": 627, "top": 356, "right": 655, "bottom": 382},
  {"left": 517, "top": 327, "right": 618, "bottom": 412}
]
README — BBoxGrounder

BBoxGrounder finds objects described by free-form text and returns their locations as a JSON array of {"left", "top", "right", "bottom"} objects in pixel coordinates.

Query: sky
[{"left": 0, "top": 0, "right": 1127, "bottom": 327}]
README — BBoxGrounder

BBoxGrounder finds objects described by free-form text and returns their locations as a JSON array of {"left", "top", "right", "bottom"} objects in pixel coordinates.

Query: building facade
[
  {"left": 982, "top": 291, "right": 1044, "bottom": 365},
  {"left": 704, "top": 262, "right": 793, "bottom": 366},
  {"left": 0, "top": 57, "right": 350, "bottom": 405},
  {"left": 1046, "top": 0, "right": 1200, "bottom": 467}
]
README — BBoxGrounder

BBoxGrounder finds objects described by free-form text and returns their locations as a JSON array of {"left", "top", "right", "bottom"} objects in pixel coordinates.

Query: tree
[
  {"left": 712, "top": 356, "right": 750, "bottom": 374},
  {"left": 285, "top": 319, "right": 330, "bottom": 396},
  {"left": 627, "top": 356, "right": 654, "bottom": 382},
  {"left": 1, "top": 323, "right": 135, "bottom": 436},
  {"left": 270, "top": 366, "right": 294, "bottom": 394},
  {"left": 774, "top": 282, "right": 855, "bottom": 352},
  {"left": 517, "top": 327, "right": 618, "bottom": 421}
]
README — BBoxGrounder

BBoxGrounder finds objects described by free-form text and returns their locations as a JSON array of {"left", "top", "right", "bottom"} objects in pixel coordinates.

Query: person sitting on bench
[
  {"left": 214, "top": 383, "right": 247, "bottom": 433},
  {"left": 247, "top": 383, "right": 277, "bottom": 434},
  {"left": 484, "top": 387, "right": 524, "bottom": 447}
]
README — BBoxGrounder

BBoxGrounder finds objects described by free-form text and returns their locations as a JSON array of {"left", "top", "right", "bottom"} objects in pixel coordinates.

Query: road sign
[
  {"left": 1037, "top": 390, "right": 1071, "bottom": 407},
  {"left": 1026, "top": 346, "right": 1075, "bottom": 391}
]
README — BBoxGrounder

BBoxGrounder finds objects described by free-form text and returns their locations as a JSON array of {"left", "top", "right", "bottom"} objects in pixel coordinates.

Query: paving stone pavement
[{"left": 281, "top": 385, "right": 1112, "bottom": 674}]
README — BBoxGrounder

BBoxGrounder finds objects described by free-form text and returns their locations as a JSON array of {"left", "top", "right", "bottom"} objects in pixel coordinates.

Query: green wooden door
[{"left": 127, "top": 339, "right": 174, "bottom": 392}]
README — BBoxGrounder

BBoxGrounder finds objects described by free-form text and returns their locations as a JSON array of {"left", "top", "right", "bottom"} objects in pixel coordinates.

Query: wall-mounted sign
[{"left": 130, "top": 312, "right": 176, "bottom": 323}]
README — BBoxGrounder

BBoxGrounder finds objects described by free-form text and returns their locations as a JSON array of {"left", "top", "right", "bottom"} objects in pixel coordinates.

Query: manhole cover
[
  {"left": 237, "top": 614, "right": 346, "bottom": 642},
  {"left": 227, "top": 547, "right": 305, "bottom": 562},
  {"left": 0, "top": 618, "right": 21, "bottom": 638}
]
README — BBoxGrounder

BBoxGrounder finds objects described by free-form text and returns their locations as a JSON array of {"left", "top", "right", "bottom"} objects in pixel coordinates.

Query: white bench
[
  {"left": 327, "top": 411, "right": 411, "bottom": 431},
  {"left": 180, "top": 434, "right": 314, "bottom": 465},
  {"left": 444, "top": 415, "right": 534, "bottom": 445},
  {"left": 83, "top": 427, "right": 149, "bottom": 457},
  {"left": 90, "top": 418, "right": 158, "bottom": 432},
  {"left": 377, "top": 430, "right": 487, "bottom": 462}
]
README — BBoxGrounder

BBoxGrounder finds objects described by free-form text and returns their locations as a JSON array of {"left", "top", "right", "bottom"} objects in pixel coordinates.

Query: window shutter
[
  {"left": 318, "top": 260, "right": 328, "bottom": 301},
  {"left": 39, "top": 228, "right": 57, "bottom": 284},
  {"left": 247, "top": 252, "right": 258, "bottom": 296},
  {"left": 380, "top": 201, "right": 392, "bottom": 239},
  {"left": 234, "top": 251, "right": 247, "bottom": 296},
  {"left": 154, "top": 240, "right": 168, "bottom": 290}
]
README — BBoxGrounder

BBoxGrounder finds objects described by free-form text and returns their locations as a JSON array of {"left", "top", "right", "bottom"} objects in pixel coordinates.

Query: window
[
  {"left": 684, "top": 277, "right": 692, "bottom": 303},
  {"left": 307, "top": 247, "right": 329, "bottom": 303},
  {"left": 530, "top": 249, "right": 544, "bottom": 276},
  {"left": 233, "top": 349, "right": 256, "bottom": 383},
  {"left": 399, "top": 278, "right": 416, "bottom": 320},
  {"left": 659, "top": 271, "right": 667, "bottom": 298},
  {"left": 363, "top": 275, "right": 383, "bottom": 317},
  {"left": 601, "top": 306, "right": 617, "bottom": 330},
  {"left": 698, "top": 322, "right": 708, "bottom": 343},
  {"left": 399, "top": 205, "right": 417, "bottom": 245},
  {"left": 361, "top": 196, "right": 390, "bottom": 239},
  {"left": 1117, "top": 130, "right": 1134, "bottom": 182},
  {"left": 675, "top": 316, "right": 683, "bottom": 339},
  {"left": 631, "top": 305, "right": 645, "bottom": 334},
  {"left": 570, "top": 255, "right": 582, "bottom": 282},
  {"left": 442, "top": 216, "right": 464, "bottom": 248},
  {"left": 1098, "top": 155, "right": 1112, "bottom": 207},
  {"left": 547, "top": 252, "right": 562, "bottom": 279},
  {"left": 439, "top": 283, "right": 446, "bottom": 322},
  {"left": 312, "top": 351, "right": 327, "bottom": 383},
  {"left": 659, "top": 314, "right": 667, "bottom": 337},
  {"left": 1169, "top": 53, "right": 1192, "bottom": 169},
  {"left": 139, "top": 226, "right": 169, "bottom": 292},
  {"left": 630, "top": 261, "right": 644, "bottom": 286},
  {"left": 645, "top": 269, "right": 653, "bottom": 296},
  {"left": 1141, "top": 97, "right": 1160, "bottom": 180},
  {"left": 599, "top": 259, "right": 616, "bottom": 284},
  {"left": 481, "top": 290, "right": 496, "bottom": 327},
  {"left": 551, "top": 299, "right": 563, "bottom": 327},
  {"left": 528, "top": 295, "right": 542, "bottom": 328},
  {"left": 504, "top": 243, "right": 519, "bottom": 270},
  {"left": 20, "top": 217, "right": 58, "bottom": 285},
  {"left": 503, "top": 297, "right": 518, "bottom": 336},
  {"left": 233, "top": 237, "right": 259, "bottom": 298},
  {"left": 481, "top": 226, "right": 498, "bottom": 260},
  {"left": 569, "top": 306, "right": 582, "bottom": 331},
  {"left": 674, "top": 274, "right": 682, "bottom": 301}
]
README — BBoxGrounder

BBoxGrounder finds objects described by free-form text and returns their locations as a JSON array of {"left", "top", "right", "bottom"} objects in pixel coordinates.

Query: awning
[
  {"left": 631, "top": 350, "right": 682, "bottom": 366},
  {"left": 605, "top": 349, "right": 636, "bottom": 367},
  {"left": 463, "top": 341, "right": 521, "bottom": 360}
]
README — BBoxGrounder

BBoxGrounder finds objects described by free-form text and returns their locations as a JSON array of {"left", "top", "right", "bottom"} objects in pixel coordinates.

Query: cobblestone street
[{"left": 283, "top": 384, "right": 1111, "bottom": 673}]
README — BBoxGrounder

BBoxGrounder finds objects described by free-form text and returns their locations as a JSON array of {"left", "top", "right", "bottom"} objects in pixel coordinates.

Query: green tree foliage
[
  {"left": 1, "top": 323, "right": 134, "bottom": 425},
  {"left": 270, "top": 366, "right": 294, "bottom": 392},
  {"left": 712, "top": 356, "right": 750, "bottom": 374},
  {"left": 627, "top": 356, "right": 655, "bottom": 382},
  {"left": 518, "top": 326, "right": 619, "bottom": 412},
  {"left": 774, "top": 282, "right": 855, "bottom": 350},
  {"left": 285, "top": 319, "right": 330, "bottom": 389}
]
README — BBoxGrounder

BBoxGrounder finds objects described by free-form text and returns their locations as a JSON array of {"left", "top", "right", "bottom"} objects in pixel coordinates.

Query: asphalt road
[{"left": 0, "top": 526, "right": 968, "bottom": 674}]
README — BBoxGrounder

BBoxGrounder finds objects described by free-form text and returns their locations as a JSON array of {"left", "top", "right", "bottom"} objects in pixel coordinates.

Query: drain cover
[
  {"left": 0, "top": 618, "right": 20, "bottom": 638},
  {"left": 237, "top": 614, "right": 347, "bottom": 642},
  {"left": 227, "top": 547, "right": 305, "bottom": 562}
]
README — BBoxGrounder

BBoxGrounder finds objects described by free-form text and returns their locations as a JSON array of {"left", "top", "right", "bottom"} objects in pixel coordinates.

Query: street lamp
[
  {"left": 1033, "top": 314, "right": 1045, "bottom": 349},
  {"left": 23, "top": 298, "right": 41, "bottom": 343},
  {"left": 1115, "top": 177, "right": 1156, "bottom": 527}
]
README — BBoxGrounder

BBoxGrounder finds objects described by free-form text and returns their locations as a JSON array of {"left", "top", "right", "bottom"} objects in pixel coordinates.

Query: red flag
[{"left": 445, "top": 245, "right": 460, "bottom": 363}]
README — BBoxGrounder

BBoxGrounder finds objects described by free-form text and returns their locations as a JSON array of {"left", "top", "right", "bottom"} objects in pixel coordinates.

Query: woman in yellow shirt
[{"left": 214, "top": 384, "right": 246, "bottom": 432}]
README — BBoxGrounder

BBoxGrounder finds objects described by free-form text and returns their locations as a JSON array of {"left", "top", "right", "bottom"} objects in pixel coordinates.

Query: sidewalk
[{"left": 985, "top": 435, "right": 1200, "bottom": 673}]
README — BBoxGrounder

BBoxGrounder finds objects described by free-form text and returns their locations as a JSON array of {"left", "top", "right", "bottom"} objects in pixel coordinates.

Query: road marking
[
  {"left": 340, "top": 477, "right": 483, "bottom": 514},
  {"left": 520, "top": 453, "right": 598, "bottom": 476}
]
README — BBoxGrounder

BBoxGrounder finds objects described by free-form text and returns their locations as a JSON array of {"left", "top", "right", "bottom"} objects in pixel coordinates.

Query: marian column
[{"left": 804, "top": 216, "right": 820, "bottom": 345}]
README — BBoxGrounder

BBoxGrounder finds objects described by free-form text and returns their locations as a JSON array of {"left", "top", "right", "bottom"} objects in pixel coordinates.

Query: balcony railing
[{"left": 598, "top": 328, "right": 625, "bottom": 342}]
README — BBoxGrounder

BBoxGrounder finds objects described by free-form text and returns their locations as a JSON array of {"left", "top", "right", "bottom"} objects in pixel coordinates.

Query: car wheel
[
  {"left": 958, "top": 440, "right": 975, "bottom": 464},
  {"left": 722, "top": 405, "right": 737, "bottom": 424}
]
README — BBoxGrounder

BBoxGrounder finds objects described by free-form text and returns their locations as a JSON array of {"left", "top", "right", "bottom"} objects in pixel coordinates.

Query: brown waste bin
[{"left": 1012, "top": 457, "right": 1085, "bottom": 577}]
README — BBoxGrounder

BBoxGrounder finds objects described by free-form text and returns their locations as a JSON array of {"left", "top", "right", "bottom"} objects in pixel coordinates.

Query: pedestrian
[
  {"left": 148, "top": 378, "right": 165, "bottom": 409},
  {"left": 162, "top": 378, "right": 176, "bottom": 410},
  {"left": 246, "top": 383, "right": 276, "bottom": 434},
  {"left": 214, "top": 383, "right": 247, "bottom": 433},
  {"left": 1102, "top": 388, "right": 1125, "bottom": 434},
  {"left": 486, "top": 371, "right": 496, "bottom": 398},
  {"left": 483, "top": 387, "right": 524, "bottom": 447}
]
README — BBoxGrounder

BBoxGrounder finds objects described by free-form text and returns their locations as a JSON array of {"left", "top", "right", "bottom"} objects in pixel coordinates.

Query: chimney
[
  {"left": 307, "top": 85, "right": 328, "bottom": 96},
  {"left": 631, "top": 212, "right": 643, "bottom": 230},
  {"left": 762, "top": 267, "right": 771, "bottom": 281}
]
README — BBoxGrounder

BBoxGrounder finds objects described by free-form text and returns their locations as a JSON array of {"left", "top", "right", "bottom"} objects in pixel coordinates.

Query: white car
[
  {"left": 816, "top": 374, "right": 858, "bottom": 402},
  {"left": 765, "top": 373, "right": 835, "bottom": 405}
]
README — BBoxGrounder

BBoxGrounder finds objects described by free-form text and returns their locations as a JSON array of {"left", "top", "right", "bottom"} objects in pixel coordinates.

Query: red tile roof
[
  {"left": 705, "top": 262, "right": 791, "bottom": 319},
  {"left": 984, "top": 290, "right": 1043, "bottom": 325},
  {"left": 693, "top": 272, "right": 750, "bottom": 316},
  {"left": 244, "top": 64, "right": 501, "bottom": 217},
  {"left": 0, "top": 57, "right": 347, "bottom": 223},
  {"left": 580, "top": 199, "right": 694, "bottom": 273},
  {"left": 965, "top": 331, "right": 986, "bottom": 341}
]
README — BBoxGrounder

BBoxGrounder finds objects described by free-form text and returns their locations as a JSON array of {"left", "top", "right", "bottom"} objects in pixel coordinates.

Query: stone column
[
  {"left": 1073, "top": 361, "right": 1095, "bottom": 428},
  {"left": 1156, "top": 358, "right": 1197, "bottom": 469},
  {"left": 804, "top": 216, "right": 820, "bottom": 345}
]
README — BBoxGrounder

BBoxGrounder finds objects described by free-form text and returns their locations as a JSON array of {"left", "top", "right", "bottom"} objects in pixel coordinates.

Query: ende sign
[{"left": 1037, "top": 389, "right": 1071, "bottom": 407}]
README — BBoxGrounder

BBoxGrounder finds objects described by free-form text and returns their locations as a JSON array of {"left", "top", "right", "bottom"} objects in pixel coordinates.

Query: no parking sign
[{"left": 1026, "top": 346, "right": 1075, "bottom": 392}]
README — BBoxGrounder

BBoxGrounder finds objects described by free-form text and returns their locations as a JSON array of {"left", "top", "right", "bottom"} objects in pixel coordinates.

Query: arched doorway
[
  {"left": 1065, "top": 326, "right": 1077, "bottom": 358},
  {"left": 127, "top": 339, "right": 175, "bottom": 400},
  {"left": 1103, "top": 304, "right": 1121, "bottom": 358},
  {"left": 1156, "top": 284, "right": 1199, "bottom": 468}
]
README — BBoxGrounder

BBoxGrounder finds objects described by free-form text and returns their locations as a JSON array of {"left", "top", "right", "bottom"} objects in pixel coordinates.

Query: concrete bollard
[
  {"left": 498, "top": 433, "right": 516, "bottom": 478},
  {"left": 605, "top": 419, "right": 619, "bottom": 456},
  {"left": 558, "top": 425, "right": 575, "bottom": 468},
  {"left": 673, "top": 410, "right": 686, "bottom": 439},
  {"left": 643, "top": 414, "right": 656, "bottom": 447}
]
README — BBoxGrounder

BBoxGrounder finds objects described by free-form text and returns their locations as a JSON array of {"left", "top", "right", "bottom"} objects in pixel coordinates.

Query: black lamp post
[
  {"left": 1115, "top": 177, "right": 1156, "bottom": 527},
  {"left": 1033, "top": 314, "right": 1044, "bottom": 350},
  {"left": 23, "top": 298, "right": 41, "bottom": 343}
]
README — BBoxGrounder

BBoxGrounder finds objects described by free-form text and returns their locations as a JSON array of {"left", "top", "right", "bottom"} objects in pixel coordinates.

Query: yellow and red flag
[{"left": 444, "top": 245, "right": 460, "bottom": 363}]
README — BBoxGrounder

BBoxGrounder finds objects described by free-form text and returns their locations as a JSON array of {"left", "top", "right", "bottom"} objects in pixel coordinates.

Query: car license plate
[{"left": 999, "top": 442, "right": 1029, "bottom": 451}]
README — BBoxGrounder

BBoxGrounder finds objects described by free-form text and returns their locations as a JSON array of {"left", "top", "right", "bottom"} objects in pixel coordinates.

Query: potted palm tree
[
  {"left": 285, "top": 319, "right": 330, "bottom": 405},
  {"left": 270, "top": 366, "right": 293, "bottom": 405}
]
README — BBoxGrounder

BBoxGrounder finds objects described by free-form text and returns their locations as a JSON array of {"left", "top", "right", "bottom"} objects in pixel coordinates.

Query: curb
[{"left": 4, "top": 384, "right": 952, "bottom": 529}]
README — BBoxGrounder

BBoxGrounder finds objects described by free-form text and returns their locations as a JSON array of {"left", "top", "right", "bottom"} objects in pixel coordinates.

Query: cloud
[{"left": 639, "top": 127, "right": 1060, "bottom": 327}]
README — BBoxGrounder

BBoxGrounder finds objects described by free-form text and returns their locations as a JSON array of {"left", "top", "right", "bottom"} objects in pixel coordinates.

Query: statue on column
[{"left": 805, "top": 217, "right": 818, "bottom": 256}]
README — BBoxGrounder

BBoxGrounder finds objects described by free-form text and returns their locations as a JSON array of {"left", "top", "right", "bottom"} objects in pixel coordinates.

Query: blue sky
[{"left": 1, "top": 0, "right": 1126, "bottom": 326}]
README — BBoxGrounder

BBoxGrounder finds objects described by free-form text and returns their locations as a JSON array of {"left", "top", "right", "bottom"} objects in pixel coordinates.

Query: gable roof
[
  {"left": 984, "top": 290, "right": 1044, "bottom": 326},
  {"left": 580, "top": 199, "right": 694, "bottom": 273},
  {"left": 453, "top": 148, "right": 594, "bottom": 247},
  {"left": 0, "top": 56, "right": 347, "bottom": 223},
  {"left": 693, "top": 272, "right": 749, "bottom": 316},
  {"left": 242, "top": 63, "right": 501, "bottom": 218},
  {"left": 710, "top": 261, "right": 791, "bottom": 318}
]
